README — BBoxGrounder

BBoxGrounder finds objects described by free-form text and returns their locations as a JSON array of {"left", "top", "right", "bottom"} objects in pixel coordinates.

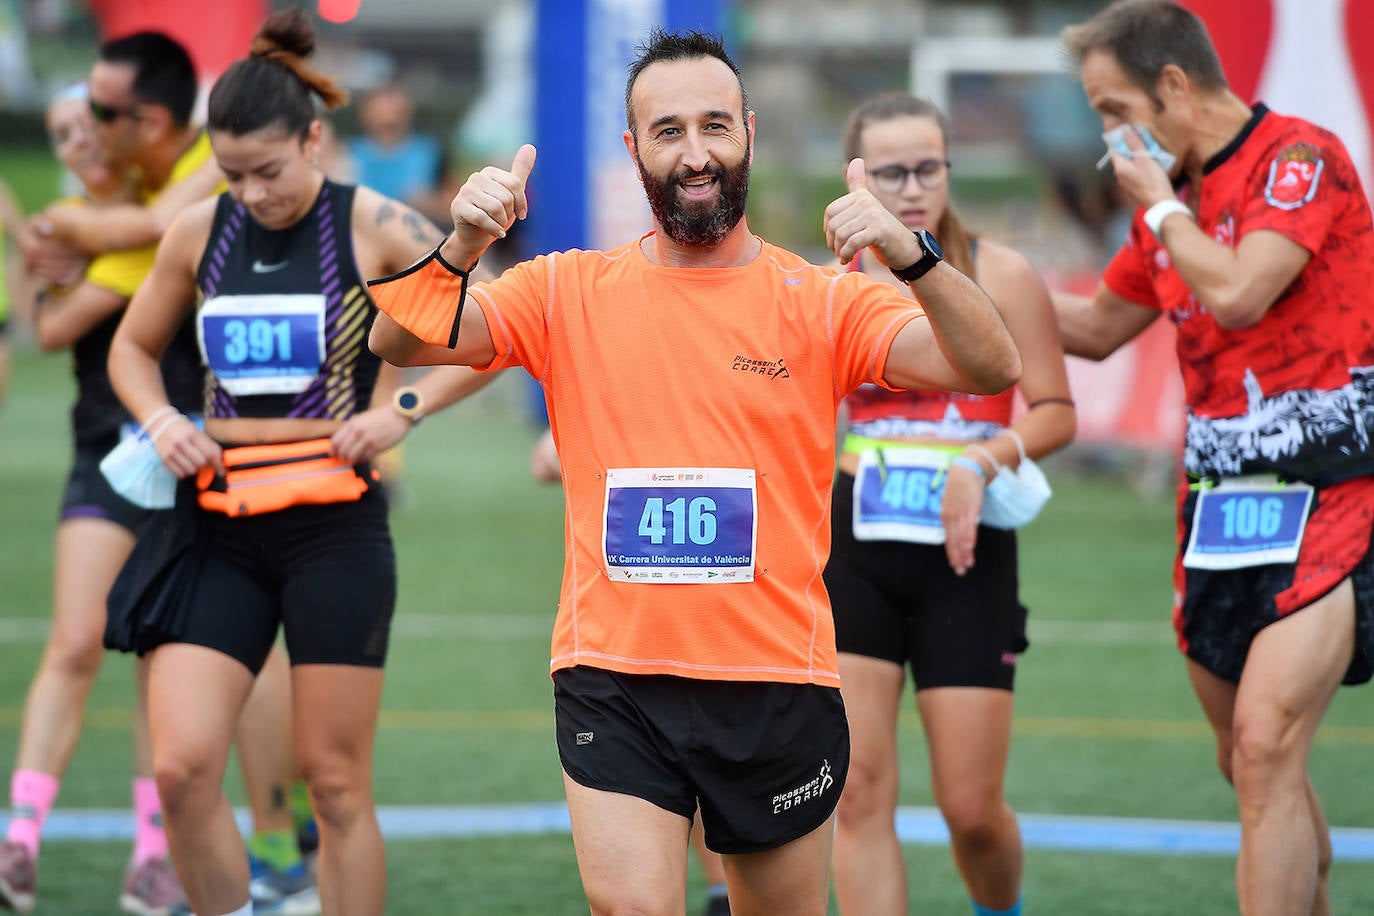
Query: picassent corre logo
[{"left": 732, "top": 355, "right": 790, "bottom": 380}]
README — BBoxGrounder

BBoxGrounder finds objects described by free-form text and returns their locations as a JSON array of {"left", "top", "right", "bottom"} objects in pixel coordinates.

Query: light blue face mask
[
  {"left": 1097, "top": 124, "right": 1178, "bottom": 175},
  {"left": 976, "top": 431, "right": 1053, "bottom": 530},
  {"left": 98, "top": 414, "right": 203, "bottom": 510}
]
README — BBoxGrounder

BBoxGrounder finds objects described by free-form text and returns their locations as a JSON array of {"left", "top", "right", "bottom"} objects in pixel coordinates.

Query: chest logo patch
[{"left": 1264, "top": 144, "right": 1324, "bottom": 210}]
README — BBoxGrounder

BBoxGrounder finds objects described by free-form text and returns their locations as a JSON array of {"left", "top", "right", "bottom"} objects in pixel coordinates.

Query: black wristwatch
[
  {"left": 889, "top": 229, "right": 943, "bottom": 283},
  {"left": 392, "top": 386, "right": 425, "bottom": 426}
]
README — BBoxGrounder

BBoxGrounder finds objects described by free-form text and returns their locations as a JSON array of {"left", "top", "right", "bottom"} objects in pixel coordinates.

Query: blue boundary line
[{"left": 6, "top": 805, "right": 1374, "bottom": 860}]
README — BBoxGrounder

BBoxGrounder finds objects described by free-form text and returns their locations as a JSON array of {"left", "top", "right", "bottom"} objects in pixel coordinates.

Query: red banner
[{"left": 88, "top": 0, "right": 269, "bottom": 82}]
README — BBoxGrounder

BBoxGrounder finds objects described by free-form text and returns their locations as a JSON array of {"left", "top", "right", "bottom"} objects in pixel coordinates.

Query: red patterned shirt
[{"left": 1104, "top": 105, "right": 1374, "bottom": 484}]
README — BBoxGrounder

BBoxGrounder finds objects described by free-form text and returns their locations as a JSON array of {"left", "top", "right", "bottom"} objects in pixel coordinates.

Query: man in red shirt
[
  {"left": 368, "top": 27, "right": 1019, "bottom": 916},
  {"left": 1056, "top": 3, "right": 1374, "bottom": 914}
]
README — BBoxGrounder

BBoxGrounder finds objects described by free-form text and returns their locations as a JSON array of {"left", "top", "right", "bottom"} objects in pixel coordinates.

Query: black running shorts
[{"left": 553, "top": 665, "right": 849, "bottom": 855}]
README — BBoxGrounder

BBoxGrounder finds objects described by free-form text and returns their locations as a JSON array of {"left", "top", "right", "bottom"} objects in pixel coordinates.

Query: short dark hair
[
  {"left": 208, "top": 7, "right": 346, "bottom": 139},
  {"left": 1061, "top": 0, "right": 1228, "bottom": 103},
  {"left": 624, "top": 28, "right": 748, "bottom": 136},
  {"left": 98, "top": 31, "right": 198, "bottom": 128}
]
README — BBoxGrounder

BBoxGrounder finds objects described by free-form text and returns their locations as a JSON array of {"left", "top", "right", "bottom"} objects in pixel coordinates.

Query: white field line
[{"left": 0, "top": 614, "right": 1171, "bottom": 646}]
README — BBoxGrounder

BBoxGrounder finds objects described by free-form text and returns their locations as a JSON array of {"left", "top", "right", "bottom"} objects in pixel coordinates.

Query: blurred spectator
[
  {"left": 0, "top": 0, "right": 35, "bottom": 105},
  {"left": 316, "top": 115, "right": 356, "bottom": 184},
  {"left": 348, "top": 84, "right": 444, "bottom": 216},
  {"left": 0, "top": 176, "right": 28, "bottom": 408}
]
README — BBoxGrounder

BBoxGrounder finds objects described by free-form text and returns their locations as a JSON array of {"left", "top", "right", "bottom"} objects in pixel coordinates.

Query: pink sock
[
  {"left": 6, "top": 770, "right": 59, "bottom": 859},
  {"left": 132, "top": 778, "right": 169, "bottom": 867}
]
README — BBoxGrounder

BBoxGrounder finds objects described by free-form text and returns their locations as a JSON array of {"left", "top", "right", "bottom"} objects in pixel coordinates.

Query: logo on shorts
[
  {"left": 9, "top": 804, "right": 36, "bottom": 821},
  {"left": 575, "top": 731, "right": 594, "bottom": 746},
  {"left": 771, "top": 759, "right": 834, "bottom": 815}
]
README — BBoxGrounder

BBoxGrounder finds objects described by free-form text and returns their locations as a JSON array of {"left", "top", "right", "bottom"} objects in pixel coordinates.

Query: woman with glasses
[
  {"left": 0, "top": 84, "right": 198, "bottom": 915},
  {"left": 826, "top": 92, "right": 1076, "bottom": 916}
]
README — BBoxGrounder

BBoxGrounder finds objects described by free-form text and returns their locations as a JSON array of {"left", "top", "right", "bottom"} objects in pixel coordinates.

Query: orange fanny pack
[{"left": 196, "top": 439, "right": 379, "bottom": 517}]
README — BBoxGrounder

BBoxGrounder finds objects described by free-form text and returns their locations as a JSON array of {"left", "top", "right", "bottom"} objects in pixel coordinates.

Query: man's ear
[
  {"left": 139, "top": 104, "right": 173, "bottom": 143},
  {"left": 622, "top": 128, "right": 638, "bottom": 167},
  {"left": 1156, "top": 64, "right": 1191, "bottom": 103}
]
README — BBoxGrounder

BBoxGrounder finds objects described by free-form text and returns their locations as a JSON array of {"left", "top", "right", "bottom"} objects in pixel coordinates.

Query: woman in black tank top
[
  {"left": 826, "top": 93, "right": 1077, "bottom": 916},
  {"left": 105, "top": 11, "right": 500, "bottom": 916}
]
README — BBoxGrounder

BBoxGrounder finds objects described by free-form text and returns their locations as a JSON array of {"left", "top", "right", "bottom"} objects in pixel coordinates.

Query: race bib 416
[{"left": 603, "top": 467, "right": 757, "bottom": 584}]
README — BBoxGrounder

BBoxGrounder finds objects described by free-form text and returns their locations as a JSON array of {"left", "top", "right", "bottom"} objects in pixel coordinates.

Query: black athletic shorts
[
  {"left": 1175, "top": 475, "right": 1374, "bottom": 685},
  {"left": 553, "top": 665, "right": 849, "bottom": 855},
  {"left": 59, "top": 439, "right": 150, "bottom": 534},
  {"left": 177, "top": 487, "right": 396, "bottom": 674},
  {"left": 826, "top": 472, "right": 1029, "bottom": 691}
]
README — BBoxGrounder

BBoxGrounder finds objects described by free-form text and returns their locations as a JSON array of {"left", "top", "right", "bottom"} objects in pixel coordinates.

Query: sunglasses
[{"left": 88, "top": 98, "right": 138, "bottom": 124}]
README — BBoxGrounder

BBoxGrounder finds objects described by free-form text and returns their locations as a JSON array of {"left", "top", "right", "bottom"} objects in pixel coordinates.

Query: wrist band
[
  {"left": 139, "top": 405, "right": 179, "bottom": 437},
  {"left": 1143, "top": 199, "right": 1194, "bottom": 241},
  {"left": 950, "top": 455, "right": 986, "bottom": 480},
  {"left": 147, "top": 412, "right": 189, "bottom": 444},
  {"left": 962, "top": 443, "right": 1002, "bottom": 476}
]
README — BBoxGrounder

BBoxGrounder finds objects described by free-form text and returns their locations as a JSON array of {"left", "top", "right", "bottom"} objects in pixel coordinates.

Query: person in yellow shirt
[
  {"left": 21, "top": 33, "right": 223, "bottom": 274},
  {"left": 0, "top": 81, "right": 201, "bottom": 916}
]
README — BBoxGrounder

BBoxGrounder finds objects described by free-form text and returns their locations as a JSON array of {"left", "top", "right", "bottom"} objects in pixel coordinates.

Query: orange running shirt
[{"left": 372, "top": 234, "right": 926, "bottom": 686}]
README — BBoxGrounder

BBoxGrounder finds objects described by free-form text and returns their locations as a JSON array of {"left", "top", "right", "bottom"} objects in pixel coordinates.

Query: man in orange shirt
[{"left": 369, "top": 29, "right": 1019, "bottom": 915}]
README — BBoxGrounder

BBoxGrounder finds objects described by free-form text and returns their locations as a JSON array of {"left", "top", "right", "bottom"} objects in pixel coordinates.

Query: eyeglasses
[
  {"left": 867, "top": 159, "right": 951, "bottom": 193},
  {"left": 88, "top": 98, "right": 138, "bottom": 124}
]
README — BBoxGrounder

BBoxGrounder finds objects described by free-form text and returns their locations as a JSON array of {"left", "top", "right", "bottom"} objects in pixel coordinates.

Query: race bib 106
[
  {"left": 1183, "top": 476, "right": 1314, "bottom": 570},
  {"left": 198, "top": 294, "right": 326, "bottom": 397},
  {"left": 603, "top": 467, "right": 757, "bottom": 584}
]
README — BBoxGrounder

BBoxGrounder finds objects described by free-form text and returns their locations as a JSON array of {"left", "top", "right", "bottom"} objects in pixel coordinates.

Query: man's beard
[{"left": 637, "top": 154, "right": 750, "bottom": 247}]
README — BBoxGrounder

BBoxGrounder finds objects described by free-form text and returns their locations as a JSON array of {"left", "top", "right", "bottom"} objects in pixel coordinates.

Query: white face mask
[
  {"left": 980, "top": 458, "right": 1052, "bottom": 529},
  {"left": 100, "top": 435, "right": 179, "bottom": 509},
  {"left": 1097, "top": 124, "right": 1178, "bottom": 174},
  {"left": 99, "top": 416, "right": 202, "bottom": 510},
  {"left": 976, "top": 429, "right": 1053, "bottom": 530}
]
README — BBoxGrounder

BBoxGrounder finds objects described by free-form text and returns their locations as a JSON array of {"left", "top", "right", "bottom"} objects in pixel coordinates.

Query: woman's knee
[
  {"left": 41, "top": 621, "right": 105, "bottom": 681},
  {"left": 153, "top": 748, "right": 225, "bottom": 816},
  {"left": 300, "top": 756, "right": 372, "bottom": 832},
  {"left": 836, "top": 756, "right": 896, "bottom": 831},
  {"left": 938, "top": 789, "right": 1005, "bottom": 851}
]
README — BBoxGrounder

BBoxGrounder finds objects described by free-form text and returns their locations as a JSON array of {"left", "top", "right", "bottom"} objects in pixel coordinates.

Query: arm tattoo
[
  {"left": 374, "top": 201, "right": 398, "bottom": 227},
  {"left": 403, "top": 209, "right": 445, "bottom": 246}
]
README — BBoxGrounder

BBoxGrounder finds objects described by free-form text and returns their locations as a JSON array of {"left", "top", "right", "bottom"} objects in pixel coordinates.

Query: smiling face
[
  {"left": 623, "top": 56, "right": 754, "bottom": 247},
  {"left": 46, "top": 96, "right": 118, "bottom": 194},
  {"left": 210, "top": 123, "right": 323, "bottom": 229},
  {"left": 856, "top": 114, "right": 950, "bottom": 232}
]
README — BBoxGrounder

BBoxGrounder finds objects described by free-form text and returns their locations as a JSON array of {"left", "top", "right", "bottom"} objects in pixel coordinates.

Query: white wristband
[{"left": 1143, "top": 199, "right": 1194, "bottom": 241}]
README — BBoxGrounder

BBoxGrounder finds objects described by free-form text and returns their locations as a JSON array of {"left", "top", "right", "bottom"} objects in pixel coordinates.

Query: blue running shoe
[{"left": 249, "top": 857, "right": 320, "bottom": 916}]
